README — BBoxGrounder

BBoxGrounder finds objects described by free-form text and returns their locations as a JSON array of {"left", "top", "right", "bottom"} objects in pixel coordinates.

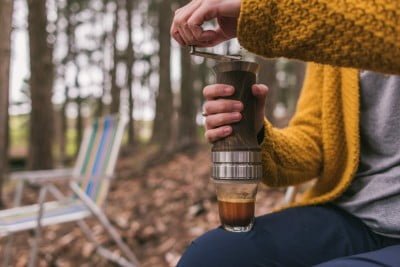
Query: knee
[{"left": 177, "top": 227, "right": 264, "bottom": 267}]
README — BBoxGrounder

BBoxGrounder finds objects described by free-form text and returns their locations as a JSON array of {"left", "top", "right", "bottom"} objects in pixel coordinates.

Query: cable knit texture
[
  {"left": 258, "top": 64, "right": 360, "bottom": 208},
  {"left": 236, "top": 0, "right": 400, "bottom": 208},
  {"left": 238, "top": 0, "right": 400, "bottom": 74}
]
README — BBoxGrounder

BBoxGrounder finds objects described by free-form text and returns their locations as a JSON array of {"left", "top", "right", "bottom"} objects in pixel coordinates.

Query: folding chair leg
[
  {"left": 2, "top": 235, "right": 14, "bottom": 267},
  {"left": 77, "top": 220, "right": 134, "bottom": 267},
  {"left": 100, "top": 218, "right": 138, "bottom": 266},
  {"left": 70, "top": 182, "right": 140, "bottom": 267},
  {"left": 28, "top": 186, "right": 48, "bottom": 267},
  {"left": 3, "top": 180, "right": 26, "bottom": 267}
]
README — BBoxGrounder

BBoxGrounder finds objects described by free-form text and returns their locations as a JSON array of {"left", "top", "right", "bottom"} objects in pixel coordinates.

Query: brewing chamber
[
  {"left": 190, "top": 46, "right": 262, "bottom": 232},
  {"left": 211, "top": 60, "right": 262, "bottom": 184}
]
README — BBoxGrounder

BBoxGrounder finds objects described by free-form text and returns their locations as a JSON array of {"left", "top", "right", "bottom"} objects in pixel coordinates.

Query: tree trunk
[
  {"left": 0, "top": 0, "right": 13, "bottom": 206},
  {"left": 126, "top": 0, "right": 135, "bottom": 145},
  {"left": 151, "top": 0, "right": 173, "bottom": 148},
  {"left": 75, "top": 64, "right": 83, "bottom": 154},
  {"left": 110, "top": 1, "right": 120, "bottom": 114},
  {"left": 59, "top": 4, "right": 73, "bottom": 164},
  {"left": 27, "top": 0, "right": 54, "bottom": 170},
  {"left": 97, "top": 0, "right": 110, "bottom": 117},
  {"left": 178, "top": 47, "right": 197, "bottom": 148},
  {"left": 97, "top": 35, "right": 106, "bottom": 117},
  {"left": 76, "top": 97, "right": 83, "bottom": 154},
  {"left": 59, "top": 87, "right": 68, "bottom": 163},
  {"left": 198, "top": 61, "right": 209, "bottom": 111}
]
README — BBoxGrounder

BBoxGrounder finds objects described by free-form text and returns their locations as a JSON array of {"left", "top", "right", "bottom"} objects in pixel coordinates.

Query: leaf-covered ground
[{"left": 1, "top": 146, "right": 284, "bottom": 266}]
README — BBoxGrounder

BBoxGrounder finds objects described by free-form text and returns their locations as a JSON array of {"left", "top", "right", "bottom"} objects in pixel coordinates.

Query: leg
[
  {"left": 77, "top": 220, "right": 134, "bottom": 267},
  {"left": 28, "top": 186, "right": 48, "bottom": 267},
  {"left": 315, "top": 244, "right": 400, "bottom": 267},
  {"left": 69, "top": 182, "right": 140, "bottom": 267},
  {"left": 3, "top": 181, "right": 25, "bottom": 267},
  {"left": 2, "top": 235, "right": 15, "bottom": 267},
  {"left": 177, "top": 205, "right": 391, "bottom": 267}
]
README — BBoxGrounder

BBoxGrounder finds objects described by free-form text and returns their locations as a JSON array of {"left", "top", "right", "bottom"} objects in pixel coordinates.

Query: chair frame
[
  {"left": 1, "top": 115, "right": 140, "bottom": 267},
  {"left": 283, "top": 185, "right": 298, "bottom": 205}
]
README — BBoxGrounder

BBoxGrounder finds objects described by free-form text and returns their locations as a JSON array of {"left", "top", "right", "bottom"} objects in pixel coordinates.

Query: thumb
[
  {"left": 252, "top": 84, "right": 268, "bottom": 109},
  {"left": 252, "top": 84, "right": 268, "bottom": 133}
]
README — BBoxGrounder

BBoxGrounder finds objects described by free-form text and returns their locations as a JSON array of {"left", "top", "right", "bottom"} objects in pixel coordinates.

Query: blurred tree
[
  {"left": 110, "top": 0, "right": 121, "bottom": 114},
  {"left": 97, "top": 56, "right": 106, "bottom": 117},
  {"left": 178, "top": 47, "right": 197, "bottom": 148},
  {"left": 197, "top": 60, "right": 210, "bottom": 110},
  {"left": 97, "top": 0, "right": 109, "bottom": 117},
  {"left": 0, "top": 0, "right": 13, "bottom": 206},
  {"left": 57, "top": 1, "right": 73, "bottom": 164},
  {"left": 55, "top": 0, "right": 104, "bottom": 157},
  {"left": 290, "top": 60, "right": 306, "bottom": 114},
  {"left": 256, "top": 57, "right": 278, "bottom": 125},
  {"left": 176, "top": 0, "right": 197, "bottom": 148},
  {"left": 151, "top": 0, "right": 173, "bottom": 149},
  {"left": 275, "top": 59, "right": 305, "bottom": 124},
  {"left": 75, "top": 64, "right": 84, "bottom": 151},
  {"left": 27, "top": 0, "right": 54, "bottom": 170},
  {"left": 125, "top": 0, "right": 135, "bottom": 145}
]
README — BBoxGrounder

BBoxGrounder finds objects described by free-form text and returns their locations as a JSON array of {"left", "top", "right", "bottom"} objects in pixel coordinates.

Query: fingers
[
  {"left": 202, "top": 83, "right": 269, "bottom": 143},
  {"left": 202, "top": 98, "right": 242, "bottom": 143},
  {"left": 171, "top": 30, "right": 185, "bottom": 46},
  {"left": 179, "top": 23, "right": 195, "bottom": 45},
  {"left": 203, "top": 99, "right": 243, "bottom": 115},
  {"left": 171, "top": 0, "right": 225, "bottom": 46},
  {"left": 204, "top": 126, "right": 232, "bottom": 143},
  {"left": 252, "top": 84, "right": 269, "bottom": 133},
  {"left": 187, "top": 4, "right": 217, "bottom": 26},
  {"left": 203, "top": 84, "right": 234, "bottom": 100},
  {"left": 170, "top": 0, "right": 202, "bottom": 45},
  {"left": 205, "top": 112, "right": 242, "bottom": 130},
  {"left": 175, "top": 24, "right": 220, "bottom": 46},
  {"left": 252, "top": 84, "right": 268, "bottom": 107}
]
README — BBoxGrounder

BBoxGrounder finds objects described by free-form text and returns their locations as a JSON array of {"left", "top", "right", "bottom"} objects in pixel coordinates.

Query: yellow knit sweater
[{"left": 237, "top": 0, "right": 400, "bottom": 208}]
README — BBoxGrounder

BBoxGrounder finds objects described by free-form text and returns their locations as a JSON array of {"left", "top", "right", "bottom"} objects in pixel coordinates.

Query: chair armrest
[
  {"left": 31, "top": 173, "right": 115, "bottom": 187},
  {"left": 9, "top": 168, "right": 74, "bottom": 184}
]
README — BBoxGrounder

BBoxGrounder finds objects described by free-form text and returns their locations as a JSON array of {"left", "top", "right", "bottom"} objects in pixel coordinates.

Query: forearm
[
  {"left": 238, "top": 0, "right": 400, "bottom": 74},
  {"left": 259, "top": 63, "right": 324, "bottom": 187}
]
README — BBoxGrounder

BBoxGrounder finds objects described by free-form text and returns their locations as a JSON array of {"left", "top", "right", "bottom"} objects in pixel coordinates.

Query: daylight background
[{"left": 0, "top": 0, "right": 305, "bottom": 266}]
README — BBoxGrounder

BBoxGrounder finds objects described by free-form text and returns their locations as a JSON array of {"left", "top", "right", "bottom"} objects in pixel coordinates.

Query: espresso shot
[
  {"left": 218, "top": 198, "right": 255, "bottom": 230},
  {"left": 214, "top": 180, "right": 259, "bottom": 232}
]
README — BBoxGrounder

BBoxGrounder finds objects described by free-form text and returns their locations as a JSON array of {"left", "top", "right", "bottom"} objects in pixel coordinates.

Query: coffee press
[{"left": 190, "top": 46, "right": 262, "bottom": 232}]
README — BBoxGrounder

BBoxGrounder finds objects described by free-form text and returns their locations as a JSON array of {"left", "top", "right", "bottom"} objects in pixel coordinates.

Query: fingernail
[
  {"left": 224, "top": 87, "right": 234, "bottom": 94},
  {"left": 233, "top": 112, "right": 242, "bottom": 120},
  {"left": 223, "top": 126, "right": 231, "bottom": 135},
  {"left": 233, "top": 103, "right": 243, "bottom": 110}
]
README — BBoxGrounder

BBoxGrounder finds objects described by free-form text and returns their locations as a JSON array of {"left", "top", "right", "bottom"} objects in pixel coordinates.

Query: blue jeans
[{"left": 177, "top": 205, "right": 400, "bottom": 267}]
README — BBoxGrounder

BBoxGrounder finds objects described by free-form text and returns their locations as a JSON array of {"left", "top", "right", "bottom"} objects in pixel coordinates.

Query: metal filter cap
[{"left": 211, "top": 151, "right": 262, "bottom": 180}]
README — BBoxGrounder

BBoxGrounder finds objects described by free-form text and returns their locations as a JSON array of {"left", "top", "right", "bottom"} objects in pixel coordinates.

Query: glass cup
[{"left": 214, "top": 179, "right": 259, "bottom": 232}]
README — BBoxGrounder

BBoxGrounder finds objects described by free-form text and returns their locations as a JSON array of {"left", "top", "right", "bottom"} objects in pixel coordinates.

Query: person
[{"left": 171, "top": 0, "right": 400, "bottom": 266}]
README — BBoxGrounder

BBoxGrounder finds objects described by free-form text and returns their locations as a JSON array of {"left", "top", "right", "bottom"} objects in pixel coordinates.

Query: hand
[
  {"left": 203, "top": 83, "right": 268, "bottom": 143},
  {"left": 170, "top": 0, "right": 241, "bottom": 47}
]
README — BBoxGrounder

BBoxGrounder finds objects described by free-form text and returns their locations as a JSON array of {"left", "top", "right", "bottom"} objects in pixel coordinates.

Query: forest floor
[{"left": 1, "top": 145, "right": 284, "bottom": 267}]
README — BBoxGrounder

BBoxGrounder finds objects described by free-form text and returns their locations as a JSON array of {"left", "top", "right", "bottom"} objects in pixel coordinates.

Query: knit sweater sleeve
[
  {"left": 260, "top": 63, "right": 323, "bottom": 187},
  {"left": 238, "top": 0, "right": 400, "bottom": 75}
]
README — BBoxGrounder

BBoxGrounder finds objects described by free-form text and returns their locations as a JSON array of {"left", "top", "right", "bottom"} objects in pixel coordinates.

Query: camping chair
[{"left": 0, "top": 115, "right": 140, "bottom": 267}]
